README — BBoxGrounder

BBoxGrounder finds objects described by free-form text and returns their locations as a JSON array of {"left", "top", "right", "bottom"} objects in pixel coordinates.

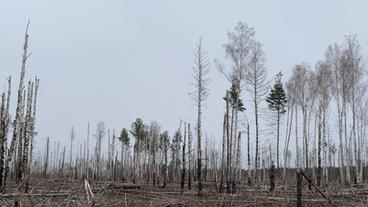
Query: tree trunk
[
  {"left": 188, "top": 124, "right": 192, "bottom": 190},
  {"left": 181, "top": 123, "right": 187, "bottom": 191}
]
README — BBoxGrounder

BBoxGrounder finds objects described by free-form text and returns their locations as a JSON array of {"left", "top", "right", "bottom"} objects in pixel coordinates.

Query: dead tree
[
  {"left": 86, "top": 122, "right": 90, "bottom": 179},
  {"left": 69, "top": 127, "right": 76, "bottom": 175},
  {"left": 0, "top": 77, "right": 11, "bottom": 190},
  {"left": 191, "top": 38, "right": 210, "bottom": 195},
  {"left": 220, "top": 114, "right": 226, "bottom": 191},
  {"left": 161, "top": 131, "right": 169, "bottom": 188},
  {"left": 247, "top": 41, "right": 268, "bottom": 184},
  {"left": 233, "top": 132, "right": 241, "bottom": 192},
  {"left": 187, "top": 124, "right": 192, "bottom": 190},
  {"left": 95, "top": 122, "right": 105, "bottom": 180},
  {"left": 181, "top": 122, "right": 187, "bottom": 191},
  {"left": 25, "top": 77, "right": 39, "bottom": 191},
  {"left": 247, "top": 124, "right": 251, "bottom": 185},
  {"left": 2, "top": 21, "right": 30, "bottom": 193},
  {"left": 225, "top": 91, "right": 231, "bottom": 192},
  {"left": 43, "top": 137, "right": 49, "bottom": 177}
]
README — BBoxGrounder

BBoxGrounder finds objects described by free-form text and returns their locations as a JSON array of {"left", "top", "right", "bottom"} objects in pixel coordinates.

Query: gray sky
[{"left": 1, "top": 0, "right": 368, "bottom": 160}]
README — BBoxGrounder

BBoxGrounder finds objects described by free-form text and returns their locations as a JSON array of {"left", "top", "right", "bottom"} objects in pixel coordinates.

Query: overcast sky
[{"left": 1, "top": 0, "right": 368, "bottom": 160}]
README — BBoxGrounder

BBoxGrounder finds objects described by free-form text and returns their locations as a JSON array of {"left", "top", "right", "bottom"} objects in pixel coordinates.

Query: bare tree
[
  {"left": 0, "top": 77, "right": 11, "bottom": 189},
  {"left": 341, "top": 35, "right": 364, "bottom": 184},
  {"left": 246, "top": 41, "right": 268, "bottom": 184},
  {"left": 69, "top": 127, "right": 76, "bottom": 174},
  {"left": 44, "top": 137, "right": 50, "bottom": 177},
  {"left": 191, "top": 38, "right": 210, "bottom": 195},
  {"left": 2, "top": 21, "right": 30, "bottom": 193},
  {"left": 325, "top": 43, "right": 346, "bottom": 183},
  {"left": 95, "top": 122, "right": 105, "bottom": 180},
  {"left": 289, "top": 63, "right": 316, "bottom": 172},
  {"left": 187, "top": 124, "right": 192, "bottom": 190},
  {"left": 181, "top": 122, "right": 187, "bottom": 191},
  {"left": 315, "top": 60, "right": 334, "bottom": 185}
]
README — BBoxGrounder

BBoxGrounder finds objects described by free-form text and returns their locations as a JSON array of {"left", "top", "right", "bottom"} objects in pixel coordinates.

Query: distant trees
[
  {"left": 266, "top": 72, "right": 287, "bottom": 169},
  {"left": 3, "top": 20, "right": 368, "bottom": 201}
]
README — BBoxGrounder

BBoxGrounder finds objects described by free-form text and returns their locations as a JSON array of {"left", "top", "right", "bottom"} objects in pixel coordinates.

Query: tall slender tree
[
  {"left": 118, "top": 128, "right": 129, "bottom": 180},
  {"left": 266, "top": 72, "right": 287, "bottom": 169},
  {"left": 130, "top": 118, "right": 147, "bottom": 183},
  {"left": 246, "top": 41, "right": 268, "bottom": 183},
  {"left": 160, "top": 131, "right": 170, "bottom": 188},
  {"left": 191, "top": 38, "right": 210, "bottom": 195}
]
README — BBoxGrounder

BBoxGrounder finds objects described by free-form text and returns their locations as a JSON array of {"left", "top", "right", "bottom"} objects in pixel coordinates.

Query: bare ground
[{"left": 1, "top": 178, "right": 367, "bottom": 206}]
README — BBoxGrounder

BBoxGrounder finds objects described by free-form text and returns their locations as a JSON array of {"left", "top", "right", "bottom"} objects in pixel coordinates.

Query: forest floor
[{"left": 1, "top": 178, "right": 367, "bottom": 206}]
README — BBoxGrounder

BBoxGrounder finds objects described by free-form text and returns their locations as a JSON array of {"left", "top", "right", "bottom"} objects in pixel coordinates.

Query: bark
[
  {"left": 163, "top": 137, "right": 167, "bottom": 188},
  {"left": 317, "top": 106, "right": 322, "bottom": 186},
  {"left": 181, "top": 123, "right": 186, "bottom": 191},
  {"left": 188, "top": 124, "right": 192, "bottom": 190},
  {"left": 247, "top": 124, "right": 251, "bottom": 185},
  {"left": 221, "top": 114, "right": 226, "bottom": 190},
  {"left": 225, "top": 91, "right": 231, "bottom": 193},
  {"left": 43, "top": 137, "right": 49, "bottom": 177}
]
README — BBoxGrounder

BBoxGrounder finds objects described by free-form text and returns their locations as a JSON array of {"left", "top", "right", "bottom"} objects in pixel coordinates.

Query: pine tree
[
  {"left": 130, "top": 118, "right": 147, "bottom": 183},
  {"left": 160, "top": 131, "right": 170, "bottom": 187},
  {"left": 266, "top": 72, "right": 287, "bottom": 169},
  {"left": 118, "top": 128, "right": 129, "bottom": 180}
]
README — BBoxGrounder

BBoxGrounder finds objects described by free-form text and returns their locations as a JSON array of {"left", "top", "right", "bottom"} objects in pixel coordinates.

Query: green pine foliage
[
  {"left": 266, "top": 72, "right": 287, "bottom": 113},
  {"left": 118, "top": 128, "right": 130, "bottom": 147}
]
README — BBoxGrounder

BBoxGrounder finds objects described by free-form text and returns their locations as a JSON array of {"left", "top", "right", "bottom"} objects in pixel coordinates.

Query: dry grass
[{"left": 1, "top": 178, "right": 366, "bottom": 206}]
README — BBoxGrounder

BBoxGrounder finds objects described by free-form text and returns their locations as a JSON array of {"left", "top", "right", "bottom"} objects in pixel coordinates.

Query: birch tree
[{"left": 315, "top": 60, "right": 333, "bottom": 185}]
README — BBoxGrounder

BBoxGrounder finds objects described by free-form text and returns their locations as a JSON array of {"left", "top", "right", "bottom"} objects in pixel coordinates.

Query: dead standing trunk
[{"left": 2, "top": 21, "right": 30, "bottom": 193}]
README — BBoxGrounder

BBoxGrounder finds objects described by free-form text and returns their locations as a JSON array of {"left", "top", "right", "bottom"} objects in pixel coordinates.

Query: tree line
[{"left": 2, "top": 21, "right": 368, "bottom": 197}]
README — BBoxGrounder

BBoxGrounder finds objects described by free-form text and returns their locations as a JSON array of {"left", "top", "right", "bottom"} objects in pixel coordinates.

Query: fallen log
[
  {"left": 298, "top": 169, "right": 337, "bottom": 207},
  {"left": 0, "top": 193, "right": 71, "bottom": 198},
  {"left": 108, "top": 183, "right": 141, "bottom": 189}
]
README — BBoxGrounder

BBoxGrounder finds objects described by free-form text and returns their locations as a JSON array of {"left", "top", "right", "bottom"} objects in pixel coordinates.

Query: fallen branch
[{"left": 298, "top": 169, "right": 337, "bottom": 207}]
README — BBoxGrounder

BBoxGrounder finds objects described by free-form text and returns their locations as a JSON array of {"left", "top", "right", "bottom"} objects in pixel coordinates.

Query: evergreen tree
[
  {"left": 118, "top": 128, "right": 129, "bottom": 180},
  {"left": 130, "top": 118, "right": 147, "bottom": 183},
  {"left": 160, "top": 131, "right": 170, "bottom": 187},
  {"left": 266, "top": 72, "right": 287, "bottom": 169}
]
